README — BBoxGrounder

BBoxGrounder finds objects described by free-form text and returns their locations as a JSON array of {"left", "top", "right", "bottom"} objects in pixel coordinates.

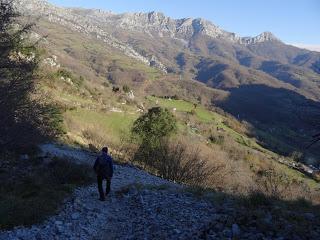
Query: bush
[
  {"left": 112, "top": 86, "right": 120, "bottom": 93},
  {"left": 73, "top": 75, "right": 84, "bottom": 87},
  {"left": 55, "top": 69, "right": 73, "bottom": 79},
  {"left": 132, "top": 107, "right": 177, "bottom": 148},
  {"left": 255, "top": 167, "right": 311, "bottom": 201},
  {"left": 122, "top": 84, "right": 130, "bottom": 93},
  {"left": 133, "top": 140, "right": 214, "bottom": 186},
  {"left": 189, "top": 109, "right": 196, "bottom": 115},
  {"left": 255, "top": 167, "right": 291, "bottom": 199},
  {"left": 209, "top": 134, "right": 225, "bottom": 145},
  {"left": 290, "top": 151, "right": 303, "bottom": 162}
]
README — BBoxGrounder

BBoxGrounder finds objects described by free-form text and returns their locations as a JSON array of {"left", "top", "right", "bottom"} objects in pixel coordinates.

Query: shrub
[
  {"left": 55, "top": 69, "right": 73, "bottom": 79},
  {"left": 73, "top": 75, "right": 84, "bottom": 87},
  {"left": 189, "top": 109, "right": 196, "bottom": 115},
  {"left": 255, "top": 167, "right": 311, "bottom": 201},
  {"left": 122, "top": 84, "right": 130, "bottom": 93},
  {"left": 112, "top": 86, "right": 120, "bottom": 93},
  {"left": 114, "top": 134, "right": 138, "bottom": 164},
  {"left": 290, "top": 151, "right": 303, "bottom": 162},
  {"left": 172, "top": 95, "right": 179, "bottom": 100},
  {"left": 132, "top": 107, "right": 177, "bottom": 148},
  {"left": 133, "top": 140, "right": 214, "bottom": 186},
  {"left": 156, "top": 141, "right": 213, "bottom": 185},
  {"left": 208, "top": 134, "right": 225, "bottom": 145},
  {"left": 255, "top": 167, "right": 291, "bottom": 199}
]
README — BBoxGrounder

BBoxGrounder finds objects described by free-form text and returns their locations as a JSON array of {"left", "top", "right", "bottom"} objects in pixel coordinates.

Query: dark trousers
[{"left": 97, "top": 175, "right": 111, "bottom": 199}]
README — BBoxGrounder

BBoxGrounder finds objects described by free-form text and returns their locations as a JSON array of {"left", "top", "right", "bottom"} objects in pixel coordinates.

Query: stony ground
[{"left": 0, "top": 144, "right": 319, "bottom": 240}]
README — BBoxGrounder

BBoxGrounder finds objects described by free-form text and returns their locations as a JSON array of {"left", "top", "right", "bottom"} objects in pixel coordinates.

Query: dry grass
[
  {"left": 113, "top": 129, "right": 319, "bottom": 204},
  {"left": 0, "top": 155, "right": 94, "bottom": 230},
  {"left": 253, "top": 165, "right": 313, "bottom": 201}
]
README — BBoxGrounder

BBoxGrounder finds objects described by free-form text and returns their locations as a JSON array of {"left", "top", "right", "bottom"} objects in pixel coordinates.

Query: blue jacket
[{"left": 93, "top": 152, "right": 114, "bottom": 178}]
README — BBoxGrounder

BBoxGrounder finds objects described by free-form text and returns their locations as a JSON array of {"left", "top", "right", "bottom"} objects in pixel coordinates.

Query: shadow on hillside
[
  {"left": 0, "top": 69, "right": 62, "bottom": 154},
  {"left": 217, "top": 84, "right": 320, "bottom": 158},
  {"left": 0, "top": 144, "right": 95, "bottom": 230},
  {"left": 187, "top": 187, "right": 320, "bottom": 239}
]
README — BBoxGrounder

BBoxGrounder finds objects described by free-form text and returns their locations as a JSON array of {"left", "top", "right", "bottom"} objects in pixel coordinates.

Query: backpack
[{"left": 96, "top": 154, "right": 113, "bottom": 178}]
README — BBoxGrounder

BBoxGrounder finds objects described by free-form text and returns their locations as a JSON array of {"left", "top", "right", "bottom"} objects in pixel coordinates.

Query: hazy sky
[{"left": 48, "top": 0, "right": 320, "bottom": 45}]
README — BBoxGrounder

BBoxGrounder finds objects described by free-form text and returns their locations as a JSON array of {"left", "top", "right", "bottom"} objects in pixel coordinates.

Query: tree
[
  {"left": 0, "top": 1, "right": 62, "bottom": 152},
  {"left": 132, "top": 107, "right": 177, "bottom": 147},
  {"left": 131, "top": 107, "right": 177, "bottom": 168},
  {"left": 130, "top": 109, "right": 214, "bottom": 185}
]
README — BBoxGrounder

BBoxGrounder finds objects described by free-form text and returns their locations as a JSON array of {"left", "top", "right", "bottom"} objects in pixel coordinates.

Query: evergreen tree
[
  {"left": 132, "top": 107, "right": 177, "bottom": 148},
  {"left": 0, "top": 0, "right": 62, "bottom": 152}
]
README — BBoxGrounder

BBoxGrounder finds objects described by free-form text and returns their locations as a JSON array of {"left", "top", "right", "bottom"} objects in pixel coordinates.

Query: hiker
[{"left": 93, "top": 147, "right": 114, "bottom": 201}]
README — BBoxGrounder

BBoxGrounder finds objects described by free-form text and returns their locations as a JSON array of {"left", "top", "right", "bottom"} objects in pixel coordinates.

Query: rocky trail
[
  {"left": 0, "top": 145, "right": 225, "bottom": 240},
  {"left": 1, "top": 144, "right": 319, "bottom": 240},
  {"left": 0, "top": 166, "right": 216, "bottom": 240}
]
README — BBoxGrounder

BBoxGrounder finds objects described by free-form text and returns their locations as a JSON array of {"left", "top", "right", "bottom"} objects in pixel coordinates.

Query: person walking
[{"left": 93, "top": 147, "right": 114, "bottom": 201}]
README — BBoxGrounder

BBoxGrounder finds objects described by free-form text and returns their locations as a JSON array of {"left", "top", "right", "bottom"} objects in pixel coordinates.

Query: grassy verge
[
  {"left": 0, "top": 156, "right": 94, "bottom": 230},
  {"left": 65, "top": 108, "right": 137, "bottom": 146}
]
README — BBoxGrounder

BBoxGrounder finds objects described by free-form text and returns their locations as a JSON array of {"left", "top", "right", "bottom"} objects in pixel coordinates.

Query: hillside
[
  {"left": 1, "top": 1, "right": 320, "bottom": 238},
  {"left": 11, "top": 0, "right": 320, "bottom": 161},
  {"left": 6, "top": 0, "right": 319, "bottom": 192},
  {"left": 1, "top": 145, "right": 319, "bottom": 240},
  {"left": 33, "top": 54, "right": 320, "bottom": 228}
]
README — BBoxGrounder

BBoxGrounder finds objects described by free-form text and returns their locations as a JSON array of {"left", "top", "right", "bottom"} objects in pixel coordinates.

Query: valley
[
  {"left": 13, "top": 0, "right": 320, "bottom": 160},
  {"left": 11, "top": 0, "right": 320, "bottom": 200},
  {"left": 1, "top": 0, "right": 320, "bottom": 239}
]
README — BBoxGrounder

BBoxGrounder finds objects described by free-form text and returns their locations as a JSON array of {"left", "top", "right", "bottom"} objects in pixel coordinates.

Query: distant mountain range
[
  {"left": 12, "top": 0, "right": 320, "bottom": 157},
  {"left": 291, "top": 44, "right": 320, "bottom": 53}
]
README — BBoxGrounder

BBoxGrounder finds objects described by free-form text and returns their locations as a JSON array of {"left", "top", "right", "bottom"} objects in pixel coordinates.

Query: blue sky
[{"left": 48, "top": 0, "right": 320, "bottom": 45}]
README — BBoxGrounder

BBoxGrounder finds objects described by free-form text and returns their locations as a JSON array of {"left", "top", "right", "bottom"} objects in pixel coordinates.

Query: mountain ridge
[
  {"left": 12, "top": 0, "right": 320, "bottom": 81},
  {"left": 14, "top": 0, "right": 281, "bottom": 45},
  {"left": 11, "top": 0, "right": 320, "bottom": 158}
]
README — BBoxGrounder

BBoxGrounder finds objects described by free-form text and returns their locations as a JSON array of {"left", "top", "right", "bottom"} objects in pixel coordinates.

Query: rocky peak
[
  {"left": 12, "top": 0, "right": 56, "bottom": 13},
  {"left": 192, "top": 18, "right": 224, "bottom": 38},
  {"left": 109, "top": 11, "right": 177, "bottom": 37},
  {"left": 116, "top": 14, "right": 226, "bottom": 39},
  {"left": 240, "top": 31, "right": 281, "bottom": 45},
  {"left": 70, "top": 8, "right": 114, "bottom": 19},
  {"left": 257, "top": 31, "right": 279, "bottom": 41},
  {"left": 147, "top": 11, "right": 166, "bottom": 22}
]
